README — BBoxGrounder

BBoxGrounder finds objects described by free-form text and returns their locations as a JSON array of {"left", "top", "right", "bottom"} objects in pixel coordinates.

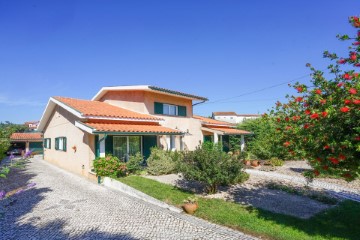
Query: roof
[
  {"left": 92, "top": 85, "right": 208, "bottom": 101},
  {"left": 54, "top": 97, "right": 161, "bottom": 121},
  {"left": 193, "top": 115, "right": 232, "bottom": 127},
  {"left": 204, "top": 127, "right": 251, "bottom": 135},
  {"left": 10, "top": 132, "right": 43, "bottom": 141},
  {"left": 212, "top": 112, "right": 237, "bottom": 116},
  {"left": 76, "top": 122, "right": 182, "bottom": 135}
]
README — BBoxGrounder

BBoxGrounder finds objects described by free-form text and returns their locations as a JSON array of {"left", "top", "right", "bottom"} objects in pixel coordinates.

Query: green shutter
[
  {"left": 63, "top": 137, "right": 67, "bottom": 152},
  {"left": 154, "top": 102, "right": 163, "bottom": 114},
  {"left": 55, "top": 138, "right": 59, "bottom": 150},
  {"left": 143, "top": 135, "right": 157, "bottom": 160},
  {"left": 49, "top": 138, "right": 51, "bottom": 149},
  {"left": 178, "top": 106, "right": 187, "bottom": 117},
  {"left": 95, "top": 135, "right": 100, "bottom": 158},
  {"left": 105, "top": 135, "right": 113, "bottom": 155}
]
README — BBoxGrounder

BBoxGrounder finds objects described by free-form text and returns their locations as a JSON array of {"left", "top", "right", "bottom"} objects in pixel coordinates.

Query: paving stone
[{"left": 0, "top": 156, "right": 256, "bottom": 240}]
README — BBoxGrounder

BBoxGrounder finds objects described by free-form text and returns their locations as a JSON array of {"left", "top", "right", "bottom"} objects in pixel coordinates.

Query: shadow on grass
[{"left": 0, "top": 159, "right": 136, "bottom": 240}]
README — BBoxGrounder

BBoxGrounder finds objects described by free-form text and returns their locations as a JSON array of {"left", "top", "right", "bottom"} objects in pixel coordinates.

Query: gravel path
[{"left": 0, "top": 156, "right": 255, "bottom": 240}]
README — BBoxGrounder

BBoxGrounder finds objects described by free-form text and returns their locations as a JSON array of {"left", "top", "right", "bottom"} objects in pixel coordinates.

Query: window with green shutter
[
  {"left": 155, "top": 102, "right": 187, "bottom": 117},
  {"left": 178, "top": 106, "right": 187, "bottom": 117},
  {"left": 154, "top": 102, "right": 163, "bottom": 114},
  {"left": 44, "top": 138, "right": 51, "bottom": 149},
  {"left": 55, "top": 137, "right": 67, "bottom": 152}
]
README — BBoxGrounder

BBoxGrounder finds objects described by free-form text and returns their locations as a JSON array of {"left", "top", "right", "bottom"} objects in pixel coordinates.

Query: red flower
[
  {"left": 305, "top": 109, "right": 311, "bottom": 115},
  {"left": 310, "top": 113, "right": 319, "bottom": 119},
  {"left": 354, "top": 73, "right": 359, "bottom": 78},
  {"left": 285, "top": 126, "right": 292, "bottom": 130},
  {"left": 277, "top": 118, "right": 281, "bottom": 122},
  {"left": 355, "top": 136, "right": 360, "bottom": 141},
  {"left": 344, "top": 99, "right": 352, "bottom": 105},
  {"left": 321, "top": 111, "right": 328, "bottom": 117},
  {"left": 314, "top": 170, "right": 320, "bottom": 176},
  {"left": 283, "top": 141, "right": 290, "bottom": 147},
  {"left": 343, "top": 73, "right": 352, "bottom": 80},
  {"left": 340, "top": 107, "right": 350, "bottom": 112},
  {"left": 349, "top": 88, "right": 357, "bottom": 94},
  {"left": 295, "top": 97, "right": 303, "bottom": 102},
  {"left": 353, "top": 42, "right": 360, "bottom": 46},
  {"left": 337, "top": 58, "right": 346, "bottom": 64},
  {"left": 320, "top": 99, "right": 326, "bottom": 104},
  {"left": 337, "top": 82, "right": 344, "bottom": 87},
  {"left": 329, "top": 157, "right": 339, "bottom": 165},
  {"left": 315, "top": 89, "right": 322, "bottom": 94},
  {"left": 353, "top": 99, "right": 360, "bottom": 104},
  {"left": 285, "top": 117, "right": 289, "bottom": 122},
  {"left": 339, "top": 154, "right": 346, "bottom": 160},
  {"left": 324, "top": 145, "right": 330, "bottom": 150},
  {"left": 350, "top": 52, "right": 357, "bottom": 61},
  {"left": 316, "top": 157, "right": 322, "bottom": 162},
  {"left": 355, "top": 63, "right": 360, "bottom": 67},
  {"left": 296, "top": 87, "right": 303, "bottom": 93},
  {"left": 323, "top": 165, "right": 329, "bottom": 170},
  {"left": 304, "top": 124, "right": 310, "bottom": 129},
  {"left": 343, "top": 173, "right": 352, "bottom": 179}
]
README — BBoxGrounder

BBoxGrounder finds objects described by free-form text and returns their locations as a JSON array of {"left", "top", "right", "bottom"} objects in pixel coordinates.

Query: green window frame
[
  {"left": 154, "top": 102, "right": 187, "bottom": 117},
  {"left": 44, "top": 138, "right": 51, "bottom": 149},
  {"left": 55, "top": 137, "right": 67, "bottom": 152}
]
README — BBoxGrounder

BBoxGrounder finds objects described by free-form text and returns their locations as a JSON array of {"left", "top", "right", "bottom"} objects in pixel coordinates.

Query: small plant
[
  {"left": 93, "top": 154, "right": 127, "bottom": 177},
  {"left": 183, "top": 196, "right": 198, "bottom": 204},
  {"left": 146, "top": 148, "right": 178, "bottom": 175},
  {"left": 269, "top": 157, "right": 284, "bottom": 167},
  {"left": 126, "top": 152, "right": 144, "bottom": 174},
  {"left": 23, "top": 150, "right": 32, "bottom": 159},
  {"left": 0, "top": 167, "right": 10, "bottom": 178}
]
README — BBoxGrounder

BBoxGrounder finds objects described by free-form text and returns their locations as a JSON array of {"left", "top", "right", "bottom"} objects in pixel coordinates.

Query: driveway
[{"left": 0, "top": 156, "right": 255, "bottom": 240}]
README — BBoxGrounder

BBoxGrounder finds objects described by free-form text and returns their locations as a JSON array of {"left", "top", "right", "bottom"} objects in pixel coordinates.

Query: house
[
  {"left": 9, "top": 132, "right": 43, "bottom": 154},
  {"left": 212, "top": 112, "right": 260, "bottom": 124},
  {"left": 24, "top": 121, "right": 40, "bottom": 131},
  {"left": 37, "top": 85, "right": 250, "bottom": 179}
]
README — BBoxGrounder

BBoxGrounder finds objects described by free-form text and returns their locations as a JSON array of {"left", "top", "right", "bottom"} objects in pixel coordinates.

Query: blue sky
[{"left": 0, "top": 0, "right": 359, "bottom": 123}]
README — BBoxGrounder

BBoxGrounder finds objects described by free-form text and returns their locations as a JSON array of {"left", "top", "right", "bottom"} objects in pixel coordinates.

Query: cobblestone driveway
[{"left": 0, "top": 157, "right": 255, "bottom": 240}]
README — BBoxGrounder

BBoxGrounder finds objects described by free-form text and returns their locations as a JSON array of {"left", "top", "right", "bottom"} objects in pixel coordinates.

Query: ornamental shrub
[
  {"left": 126, "top": 152, "right": 144, "bottom": 174},
  {"left": 270, "top": 16, "right": 360, "bottom": 180},
  {"left": 146, "top": 148, "right": 181, "bottom": 175},
  {"left": 269, "top": 157, "right": 284, "bottom": 167},
  {"left": 93, "top": 154, "right": 127, "bottom": 177},
  {"left": 179, "top": 142, "right": 247, "bottom": 194}
]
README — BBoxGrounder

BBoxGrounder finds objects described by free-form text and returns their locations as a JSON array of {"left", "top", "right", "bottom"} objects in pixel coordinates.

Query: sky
[{"left": 0, "top": 0, "right": 359, "bottom": 123}]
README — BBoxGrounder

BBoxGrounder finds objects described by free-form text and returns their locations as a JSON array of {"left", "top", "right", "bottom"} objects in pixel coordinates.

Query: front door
[{"left": 113, "top": 136, "right": 141, "bottom": 161}]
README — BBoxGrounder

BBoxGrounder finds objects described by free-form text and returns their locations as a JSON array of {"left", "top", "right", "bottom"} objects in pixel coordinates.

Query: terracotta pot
[
  {"left": 182, "top": 203, "right": 198, "bottom": 214},
  {"left": 251, "top": 160, "right": 260, "bottom": 167},
  {"left": 244, "top": 160, "right": 251, "bottom": 166}
]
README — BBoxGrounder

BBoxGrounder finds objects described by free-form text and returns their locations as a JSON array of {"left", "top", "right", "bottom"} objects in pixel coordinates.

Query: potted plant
[
  {"left": 182, "top": 196, "right": 198, "bottom": 214},
  {"left": 251, "top": 160, "right": 260, "bottom": 167}
]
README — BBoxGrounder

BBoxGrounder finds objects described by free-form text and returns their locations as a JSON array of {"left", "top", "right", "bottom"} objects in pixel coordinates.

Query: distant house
[
  {"left": 24, "top": 121, "right": 40, "bottom": 131},
  {"left": 9, "top": 132, "right": 43, "bottom": 154},
  {"left": 37, "top": 85, "right": 251, "bottom": 179},
  {"left": 212, "top": 112, "right": 260, "bottom": 124}
]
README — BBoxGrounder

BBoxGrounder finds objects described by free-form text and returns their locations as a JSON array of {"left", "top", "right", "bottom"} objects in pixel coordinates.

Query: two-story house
[{"left": 37, "top": 85, "right": 250, "bottom": 179}]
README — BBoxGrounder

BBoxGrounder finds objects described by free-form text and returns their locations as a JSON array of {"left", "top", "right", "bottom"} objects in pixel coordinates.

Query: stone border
[{"left": 103, "top": 177, "right": 183, "bottom": 213}]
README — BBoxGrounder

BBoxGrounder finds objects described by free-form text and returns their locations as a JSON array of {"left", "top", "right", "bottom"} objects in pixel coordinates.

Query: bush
[
  {"left": 179, "top": 142, "right": 247, "bottom": 194},
  {"left": 126, "top": 152, "right": 144, "bottom": 174},
  {"left": 93, "top": 154, "right": 127, "bottom": 177},
  {"left": 146, "top": 148, "right": 181, "bottom": 175},
  {"left": 269, "top": 157, "right": 284, "bottom": 167}
]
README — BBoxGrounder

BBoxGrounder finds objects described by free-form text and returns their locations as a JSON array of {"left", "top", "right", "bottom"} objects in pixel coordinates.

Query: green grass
[{"left": 118, "top": 176, "right": 360, "bottom": 240}]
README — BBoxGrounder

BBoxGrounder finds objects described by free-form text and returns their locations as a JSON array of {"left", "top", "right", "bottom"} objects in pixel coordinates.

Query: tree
[
  {"left": 0, "top": 122, "right": 27, "bottom": 160},
  {"left": 270, "top": 16, "right": 360, "bottom": 180}
]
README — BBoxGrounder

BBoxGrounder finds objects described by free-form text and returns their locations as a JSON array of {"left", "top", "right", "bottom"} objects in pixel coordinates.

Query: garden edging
[{"left": 103, "top": 177, "right": 183, "bottom": 213}]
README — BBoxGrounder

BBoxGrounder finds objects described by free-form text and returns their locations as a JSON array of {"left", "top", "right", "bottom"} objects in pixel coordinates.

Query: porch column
[
  {"left": 240, "top": 135, "right": 245, "bottom": 152},
  {"left": 25, "top": 141, "right": 29, "bottom": 152},
  {"left": 214, "top": 133, "right": 219, "bottom": 143},
  {"left": 99, "top": 134, "right": 106, "bottom": 157}
]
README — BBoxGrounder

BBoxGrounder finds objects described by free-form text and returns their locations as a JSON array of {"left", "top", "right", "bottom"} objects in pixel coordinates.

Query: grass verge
[{"left": 118, "top": 175, "right": 360, "bottom": 240}]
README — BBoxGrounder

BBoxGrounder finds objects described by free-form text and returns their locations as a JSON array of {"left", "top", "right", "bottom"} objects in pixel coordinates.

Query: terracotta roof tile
[
  {"left": 54, "top": 97, "right": 161, "bottom": 121},
  {"left": 212, "top": 112, "right": 237, "bottom": 116},
  {"left": 83, "top": 122, "right": 182, "bottom": 134},
  {"left": 193, "top": 115, "right": 231, "bottom": 126},
  {"left": 10, "top": 132, "right": 43, "bottom": 140},
  {"left": 206, "top": 127, "right": 251, "bottom": 135}
]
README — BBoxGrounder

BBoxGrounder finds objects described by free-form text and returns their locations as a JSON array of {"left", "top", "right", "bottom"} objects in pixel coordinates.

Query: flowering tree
[{"left": 271, "top": 16, "right": 360, "bottom": 180}]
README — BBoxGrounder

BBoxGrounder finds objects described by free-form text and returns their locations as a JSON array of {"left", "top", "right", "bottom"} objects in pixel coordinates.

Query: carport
[{"left": 10, "top": 132, "right": 44, "bottom": 154}]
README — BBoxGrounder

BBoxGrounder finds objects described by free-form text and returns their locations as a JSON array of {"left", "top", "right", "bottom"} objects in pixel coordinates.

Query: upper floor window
[
  {"left": 55, "top": 137, "right": 67, "bottom": 151},
  {"left": 154, "top": 102, "right": 187, "bottom": 117},
  {"left": 44, "top": 138, "right": 51, "bottom": 149}
]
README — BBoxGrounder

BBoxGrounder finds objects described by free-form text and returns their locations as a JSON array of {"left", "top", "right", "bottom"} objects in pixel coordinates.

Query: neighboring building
[
  {"left": 212, "top": 112, "right": 260, "bottom": 124},
  {"left": 37, "top": 85, "right": 250, "bottom": 179},
  {"left": 9, "top": 132, "right": 43, "bottom": 154},
  {"left": 24, "top": 121, "right": 40, "bottom": 131}
]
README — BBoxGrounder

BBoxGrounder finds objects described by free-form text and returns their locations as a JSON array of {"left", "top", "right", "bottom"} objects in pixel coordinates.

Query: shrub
[
  {"left": 269, "top": 157, "right": 284, "bottom": 167},
  {"left": 146, "top": 147, "right": 180, "bottom": 175},
  {"left": 126, "top": 152, "right": 144, "bottom": 174},
  {"left": 93, "top": 154, "right": 127, "bottom": 177},
  {"left": 179, "top": 142, "right": 247, "bottom": 194}
]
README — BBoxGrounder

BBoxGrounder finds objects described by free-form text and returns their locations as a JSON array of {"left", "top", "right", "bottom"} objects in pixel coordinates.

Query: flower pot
[
  {"left": 244, "top": 160, "right": 251, "bottom": 166},
  {"left": 182, "top": 203, "right": 198, "bottom": 214},
  {"left": 251, "top": 160, "right": 260, "bottom": 167}
]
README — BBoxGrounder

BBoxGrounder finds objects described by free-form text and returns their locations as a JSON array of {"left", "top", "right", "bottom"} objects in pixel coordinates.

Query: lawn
[{"left": 118, "top": 176, "right": 360, "bottom": 240}]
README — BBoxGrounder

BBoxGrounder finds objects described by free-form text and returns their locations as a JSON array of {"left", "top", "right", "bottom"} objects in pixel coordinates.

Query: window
[
  {"left": 113, "top": 136, "right": 142, "bottom": 162},
  {"left": 167, "top": 135, "right": 176, "bottom": 151},
  {"left": 55, "top": 137, "right": 67, "bottom": 151},
  {"left": 154, "top": 102, "right": 187, "bottom": 117},
  {"left": 44, "top": 138, "right": 51, "bottom": 149}
]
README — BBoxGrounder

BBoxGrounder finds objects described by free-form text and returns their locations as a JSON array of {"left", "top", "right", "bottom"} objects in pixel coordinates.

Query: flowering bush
[
  {"left": 270, "top": 16, "right": 360, "bottom": 180},
  {"left": 93, "top": 154, "right": 127, "bottom": 177}
]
